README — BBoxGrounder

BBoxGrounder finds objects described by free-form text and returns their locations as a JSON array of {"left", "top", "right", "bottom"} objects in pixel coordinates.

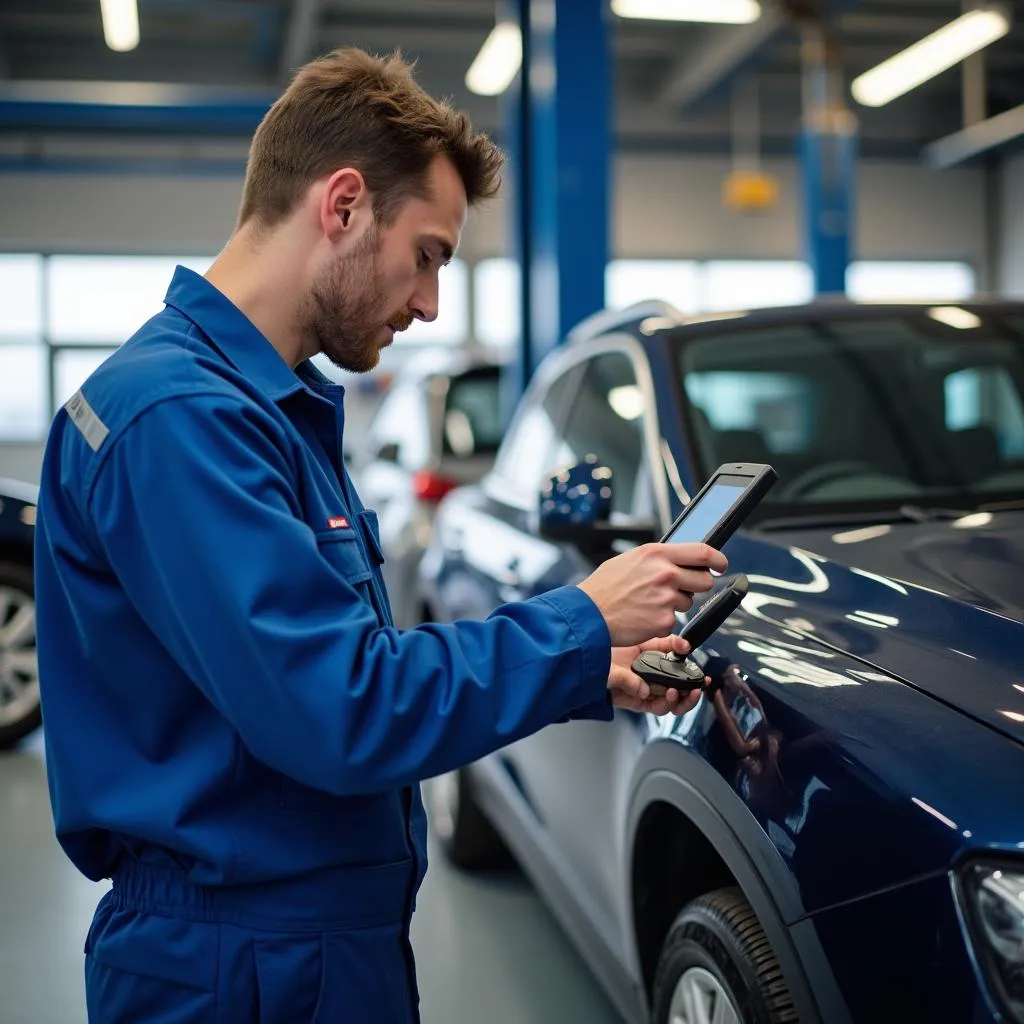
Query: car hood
[
  {"left": 782, "top": 510, "right": 1024, "bottom": 623},
  {"left": 733, "top": 510, "right": 1024, "bottom": 746}
]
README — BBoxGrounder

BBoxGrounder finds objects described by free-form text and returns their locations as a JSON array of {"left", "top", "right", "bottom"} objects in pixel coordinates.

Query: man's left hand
[{"left": 607, "top": 633, "right": 707, "bottom": 715}]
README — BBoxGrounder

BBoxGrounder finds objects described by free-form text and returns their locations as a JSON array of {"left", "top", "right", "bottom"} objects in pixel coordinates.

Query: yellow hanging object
[{"left": 723, "top": 169, "right": 780, "bottom": 212}]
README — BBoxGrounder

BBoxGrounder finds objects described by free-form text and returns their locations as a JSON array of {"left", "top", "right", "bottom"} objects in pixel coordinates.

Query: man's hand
[
  {"left": 578, "top": 542, "right": 728, "bottom": 647},
  {"left": 607, "top": 634, "right": 706, "bottom": 715}
]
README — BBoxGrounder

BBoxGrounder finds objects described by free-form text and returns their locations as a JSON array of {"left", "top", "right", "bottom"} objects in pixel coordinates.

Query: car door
[
  {"left": 501, "top": 343, "right": 670, "bottom": 943},
  {"left": 428, "top": 361, "right": 584, "bottom": 622}
]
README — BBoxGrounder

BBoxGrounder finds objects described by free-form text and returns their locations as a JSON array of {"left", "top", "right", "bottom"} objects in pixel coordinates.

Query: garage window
[
  {"left": 400, "top": 258, "right": 469, "bottom": 347},
  {"left": 701, "top": 261, "right": 813, "bottom": 312},
  {"left": 606, "top": 260, "right": 700, "bottom": 314},
  {"left": 0, "top": 346, "right": 47, "bottom": 441},
  {"left": 47, "top": 255, "right": 212, "bottom": 343},
  {"left": 474, "top": 258, "right": 520, "bottom": 349},
  {"left": 847, "top": 261, "right": 976, "bottom": 302},
  {"left": 0, "top": 253, "right": 217, "bottom": 442}
]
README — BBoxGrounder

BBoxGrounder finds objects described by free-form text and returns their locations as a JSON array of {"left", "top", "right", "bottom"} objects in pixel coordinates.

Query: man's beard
[{"left": 302, "top": 228, "right": 410, "bottom": 374}]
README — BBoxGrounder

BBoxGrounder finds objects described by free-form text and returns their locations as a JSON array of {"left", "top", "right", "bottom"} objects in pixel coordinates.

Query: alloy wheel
[
  {"left": 0, "top": 585, "right": 38, "bottom": 729},
  {"left": 668, "top": 966, "right": 743, "bottom": 1024}
]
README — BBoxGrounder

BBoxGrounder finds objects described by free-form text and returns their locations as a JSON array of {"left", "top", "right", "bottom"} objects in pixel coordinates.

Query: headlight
[{"left": 959, "top": 861, "right": 1024, "bottom": 1022}]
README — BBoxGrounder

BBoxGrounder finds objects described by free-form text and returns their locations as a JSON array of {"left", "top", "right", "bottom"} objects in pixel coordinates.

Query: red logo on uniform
[{"left": 327, "top": 516, "right": 350, "bottom": 529}]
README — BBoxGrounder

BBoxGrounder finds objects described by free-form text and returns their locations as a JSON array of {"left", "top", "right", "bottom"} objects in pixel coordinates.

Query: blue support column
[
  {"left": 799, "top": 27, "right": 858, "bottom": 296},
  {"left": 800, "top": 126, "right": 857, "bottom": 295},
  {"left": 505, "top": 0, "right": 611, "bottom": 404}
]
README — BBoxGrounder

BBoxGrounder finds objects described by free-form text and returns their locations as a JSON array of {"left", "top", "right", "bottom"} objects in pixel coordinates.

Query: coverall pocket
[
  {"left": 355, "top": 508, "right": 386, "bottom": 566},
  {"left": 84, "top": 903, "right": 218, "bottom": 1023},
  {"left": 313, "top": 529, "right": 373, "bottom": 585},
  {"left": 316, "top": 924, "right": 414, "bottom": 1023},
  {"left": 252, "top": 935, "right": 322, "bottom": 1024}
]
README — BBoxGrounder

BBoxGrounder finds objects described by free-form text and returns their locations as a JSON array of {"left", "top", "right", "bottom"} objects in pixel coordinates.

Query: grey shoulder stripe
[{"left": 65, "top": 389, "right": 110, "bottom": 453}]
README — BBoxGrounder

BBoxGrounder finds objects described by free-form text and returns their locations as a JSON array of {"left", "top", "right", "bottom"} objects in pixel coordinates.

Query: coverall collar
[{"left": 164, "top": 265, "right": 331, "bottom": 405}]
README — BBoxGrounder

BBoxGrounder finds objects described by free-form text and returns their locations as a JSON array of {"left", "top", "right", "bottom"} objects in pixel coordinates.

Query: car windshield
[
  {"left": 443, "top": 367, "right": 504, "bottom": 456},
  {"left": 673, "top": 309, "right": 1024, "bottom": 517}
]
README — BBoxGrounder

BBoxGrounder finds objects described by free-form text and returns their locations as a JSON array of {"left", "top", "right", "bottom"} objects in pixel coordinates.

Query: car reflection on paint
[{"left": 418, "top": 299, "right": 1024, "bottom": 1024}]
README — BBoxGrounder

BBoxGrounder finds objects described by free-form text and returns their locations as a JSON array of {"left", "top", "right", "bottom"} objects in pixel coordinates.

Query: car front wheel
[
  {"left": 652, "top": 887, "right": 796, "bottom": 1024},
  {"left": 0, "top": 561, "right": 40, "bottom": 750},
  {"left": 425, "top": 767, "right": 509, "bottom": 870}
]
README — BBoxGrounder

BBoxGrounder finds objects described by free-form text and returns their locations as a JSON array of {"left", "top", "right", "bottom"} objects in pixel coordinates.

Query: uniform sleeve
[{"left": 87, "top": 393, "right": 612, "bottom": 796}]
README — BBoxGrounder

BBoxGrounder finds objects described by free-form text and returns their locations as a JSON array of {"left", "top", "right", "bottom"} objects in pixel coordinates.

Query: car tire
[
  {"left": 426, "top": 768, "right": 509, "bottom": 870},
  {"left": 0, "top": 560, "right": 41, "bottom": 750},
  {"left": 652, "top": 887, "right": 796, "bottom": 1024}
]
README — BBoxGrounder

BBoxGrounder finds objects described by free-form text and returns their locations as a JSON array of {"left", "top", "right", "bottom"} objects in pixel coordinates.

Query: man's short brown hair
[{"left": 238, "top": 47, "right": 505, "bottom": 230}]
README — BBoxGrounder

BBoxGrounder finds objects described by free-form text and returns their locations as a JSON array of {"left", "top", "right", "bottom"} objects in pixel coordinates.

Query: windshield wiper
[
  {"left": 900, "top": 499, "right": 1024, "bottom": 520},
  {"left": 896, "top": 504, "right": 967, "bottom": 523},
  {"left": 977, "top": 497, "right": 1024, "bottom": 512},
  {"left": 756, "top": 498, "right": 1024, "bottom": 532}
]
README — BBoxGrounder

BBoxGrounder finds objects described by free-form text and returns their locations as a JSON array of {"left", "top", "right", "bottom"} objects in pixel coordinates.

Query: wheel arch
[{"left": 626, "top": 746, "right": 851, "bottom": 1024}]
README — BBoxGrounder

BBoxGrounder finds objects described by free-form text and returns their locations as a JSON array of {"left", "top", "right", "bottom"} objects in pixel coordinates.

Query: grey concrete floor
[{"left": 0, "top": 732, "right": 623, "bottom": 1024}]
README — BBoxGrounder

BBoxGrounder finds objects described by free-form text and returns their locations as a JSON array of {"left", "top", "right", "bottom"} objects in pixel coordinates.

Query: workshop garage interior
[{"left": 1, "top": 1, "right": 1024, "bottom": 1022}]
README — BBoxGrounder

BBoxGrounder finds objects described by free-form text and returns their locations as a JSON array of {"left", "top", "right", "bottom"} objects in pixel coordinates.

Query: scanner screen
[{"left": 668, "top": 481, "right": 747, "bottom": 544}]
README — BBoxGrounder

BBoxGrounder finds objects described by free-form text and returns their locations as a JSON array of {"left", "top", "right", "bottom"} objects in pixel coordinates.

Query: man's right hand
[{"left": 577, "top": 543, "right": 728, "bottom": 647}]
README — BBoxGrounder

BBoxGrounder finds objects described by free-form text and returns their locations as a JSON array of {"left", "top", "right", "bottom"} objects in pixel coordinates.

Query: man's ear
[{"left": 320, "top": 168, "right": 372, "bottom": 243}]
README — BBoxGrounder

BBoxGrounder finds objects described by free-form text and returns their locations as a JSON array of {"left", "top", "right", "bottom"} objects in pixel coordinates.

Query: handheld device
[
  {"left": 631, "top": 649, "right": 707, "bottom": 692},
  {"left": 679, "top": 573, "right": 749, "bottom": 650},
  {"left": 662, "top": 463, "right": 777, "bottom": 550},
  {"left": 630, "top": 575, "right": 750, "bottom": 692}
]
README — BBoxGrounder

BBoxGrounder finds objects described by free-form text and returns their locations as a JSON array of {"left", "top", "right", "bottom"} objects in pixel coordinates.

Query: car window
[
  {"left": 367, "top": 382, "right": 430, "bottom": 469},
  {"left": 944, "top": 365, "right": 1024, "bottom": 458},
  {"left": 443, "top": 368, "right": 503, "bottom": 456},
  {"left": 558, "top": 351, "right": 653, "bottom": 518},
  {"left": 673, "top": 311, "right": 1024, "bottom": 510},
  {"left": 495, "top": 368, "right": 577, "bottom": 493}
]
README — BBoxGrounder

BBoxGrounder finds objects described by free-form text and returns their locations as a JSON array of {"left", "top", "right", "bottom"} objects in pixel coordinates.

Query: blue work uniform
[{"left": 34, "top": 266, "right": 614, "bottom": 1023}]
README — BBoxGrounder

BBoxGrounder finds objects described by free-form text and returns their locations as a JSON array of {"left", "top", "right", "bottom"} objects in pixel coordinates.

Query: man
[{"left": 35, "top": 48, "right": 727, "bottom": 1023}]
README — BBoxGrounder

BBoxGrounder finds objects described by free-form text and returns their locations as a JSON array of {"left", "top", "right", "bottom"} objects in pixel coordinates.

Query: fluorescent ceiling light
[
  {"left": 612, "top": 0, "right": 761, "bottom": 24},
  {"left": 465, "top": 22, "right": 522, "bottom": 96},
  {"left": 928, "top": 306, "right": 982, "bottom": 329},
  {"left": 100, "top": 0, "right": 139, "bottom": 52},
  {"left": 852, "top": 7, "right": 1010, "bottom": 108}
]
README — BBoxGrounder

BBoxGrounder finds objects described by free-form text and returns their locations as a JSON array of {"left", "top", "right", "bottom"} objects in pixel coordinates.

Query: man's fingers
[
  {"left": 676, "top": 568, "right": 715, "bottom": 594},
  {"left": 660, "top": 542, "right": 729, "bottom": 574},
  {"left": 611, "top": 669, "right": 650, "bottom": 701},
  {"left": 639, "top": 634, "right": 691, "bottom": 656}
]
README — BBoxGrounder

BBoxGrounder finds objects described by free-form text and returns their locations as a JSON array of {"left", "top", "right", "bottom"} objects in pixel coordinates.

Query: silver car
[
  {"left": 0, "top": 478, "right": 39, "bottom": 749},
  {"left": 349, "top": 349, "right": 506, "bottom": 628}
]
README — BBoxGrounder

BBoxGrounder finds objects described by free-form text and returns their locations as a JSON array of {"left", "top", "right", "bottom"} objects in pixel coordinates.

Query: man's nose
[{"left": 409, "top": 277, "right": 439, "bottom": 323}]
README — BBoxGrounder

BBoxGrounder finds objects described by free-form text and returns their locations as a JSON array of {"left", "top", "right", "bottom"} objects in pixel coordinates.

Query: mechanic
[{"left": 34, "top": 48, "right": 727, "bottom": 1023}]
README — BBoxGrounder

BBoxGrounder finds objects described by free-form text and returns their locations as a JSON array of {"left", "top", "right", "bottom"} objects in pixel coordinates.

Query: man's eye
[{"left": 418, "top": 249, "right": 432, "bottom": 269}]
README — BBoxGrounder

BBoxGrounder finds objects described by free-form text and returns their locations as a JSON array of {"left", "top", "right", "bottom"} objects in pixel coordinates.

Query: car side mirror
[
  {"left": 537, "top": 458, "right": 658, "bottom": 558},
  {"left": 376, "top": 441, "right": 400, "bottom": 464}
]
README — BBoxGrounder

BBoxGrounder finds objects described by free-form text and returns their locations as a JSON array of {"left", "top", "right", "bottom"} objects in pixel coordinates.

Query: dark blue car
[
  {"left": 417, "top": 300, "right": 1024, "bottom": 1024},
  {"left": 0, "top": 477, "right": 39, "bottom": 749}
]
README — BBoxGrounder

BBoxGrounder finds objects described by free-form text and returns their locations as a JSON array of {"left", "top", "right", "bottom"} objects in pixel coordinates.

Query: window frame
[
  {"left": 0, "top": 251, "right": 220, "bottom": 443},
  {"left": 487, "top": 335, "right": 672, "bottom": 531}
]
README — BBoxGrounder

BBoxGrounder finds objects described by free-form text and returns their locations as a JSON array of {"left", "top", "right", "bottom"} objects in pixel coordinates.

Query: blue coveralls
[{"left": 34, "top": 267, "right": 614, "bottom": 1023}]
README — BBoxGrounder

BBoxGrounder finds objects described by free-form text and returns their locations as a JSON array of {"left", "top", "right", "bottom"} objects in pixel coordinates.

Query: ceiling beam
[
  {"left": 657, "top": 8, "right": 787, "bottom": 110},
  {"left": 922, "top": 103, "right": 1024, "bottom": 168},
  {"left": 0, "top": 80, "right": 276, "bottom": 134},
  {"left": 279, "top": 0, "right": 323, "bottom": 80}
]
